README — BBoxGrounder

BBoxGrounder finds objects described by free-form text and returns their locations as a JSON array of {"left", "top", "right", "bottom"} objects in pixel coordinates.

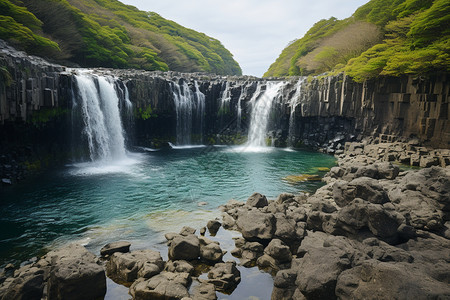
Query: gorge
[{"left": 0, "top": 39, "right": 449, "bottom": 299}]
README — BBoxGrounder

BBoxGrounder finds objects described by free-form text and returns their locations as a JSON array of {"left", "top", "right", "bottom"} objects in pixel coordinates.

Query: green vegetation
[
  {"left": 0, "top": 0, "right": 241, "bottom": 75},
  {"left": 265, "top": 0, "right": 449, "bottom": 81},
  {"left": 136, "top": 105, "right": 157, "bottom": 120}
]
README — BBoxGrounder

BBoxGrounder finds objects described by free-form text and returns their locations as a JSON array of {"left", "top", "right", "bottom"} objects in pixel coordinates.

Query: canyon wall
[{"left": 1, "top": 42, "right": 449, "bottom": 182}]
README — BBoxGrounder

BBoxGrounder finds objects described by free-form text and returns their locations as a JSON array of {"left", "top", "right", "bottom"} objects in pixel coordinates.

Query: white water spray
[
  {"left": 288, "top": 79, "right": 303, "bottom": 147},
  {"left": 246, "top": 82, "right": 284, "bottom": 148},
  {"left": 74, "top": 74, "right": 127, "bottom": 161}
]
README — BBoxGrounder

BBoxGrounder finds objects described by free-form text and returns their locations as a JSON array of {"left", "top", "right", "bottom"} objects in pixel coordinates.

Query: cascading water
[
  {"left": 246, "top": 82, "right": 284, "bottom": 148},
  {"left": 288, "top": 78, "right": 303, "bottom": 147},
  {"left": 172, "top": 80, "right": 205, "bottom": 145},
  {"left": 237, "top": 83, "right": 250, "bottom": 132},
  {"left": 74, "top": 73, "right": 127, "bottom": 161},
  {"left": 194, "top": 81, "right": 205, "bottom": 143}
]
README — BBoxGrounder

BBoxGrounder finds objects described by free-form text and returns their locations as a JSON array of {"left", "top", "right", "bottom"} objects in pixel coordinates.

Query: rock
[
  {"left": 199, "top": 237, "right": 225, "bottom": 263},
  {"left": 46, "top": 244, "right": 106, "bottom": 300},
  {"left": 294, "top": 232, "right": 355, "bottom": 299},
  {"left": 168, "top": 235, "right": 200, "bottom": 261},
  {"left": 276, "top": 193, "right": 295, "bottom": 204},
  {"left": 107, "top": 250, "right": 164, "bottom": 282},
  {"left": 274, "top": 214, "right": 297, "bottom": 241},
  {"left": 236, "top": 210, "right": 275, "bottom": 241},
  {"left": 333, "top": 177, "right": 390, "bottom": 207},
  {"left": 271, "top": 269, "right": 297, "bottom": 300},
  {"left": 207, "top": 261, "right": 241, "bottom": 293},
  {"left": 336, "top": 260, "right": 450, "bottom": 299},
  {"left": 179, "top": 226, "right": 196, "bottom": 236},
  {"left": 206, "top": 220, "right": 221, "bottom": 236},
  {"left": 221, "top": 213, "right": 236, "bottom": 229},
  {"left": 264, "top": 239, "right": 292, "bottom": 264},
  {"left": 100, "top": 241, "right": 131, "bottom": 256},
  {"left": 0, "top": 265, "right": 44, "bottom": 300},
  {"left": 191, "top": 282, "right": 217, "bottom": 300},
  {"left": 165, "top": 261, "right": 194, "bottom": 274},
  {"left": 130, "top": 272, "right": 190, "bottom": 300},
  {"left": 234, "top": 241, "right": 264, "bottom": 267},
  {"left": 246, "top": 192, "right": 268, "bottom": 208}
]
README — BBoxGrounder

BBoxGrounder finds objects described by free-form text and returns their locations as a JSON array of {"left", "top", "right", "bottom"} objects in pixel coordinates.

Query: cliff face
[{"left": 1, "top": 43, "right": 449, "bottom": 183}]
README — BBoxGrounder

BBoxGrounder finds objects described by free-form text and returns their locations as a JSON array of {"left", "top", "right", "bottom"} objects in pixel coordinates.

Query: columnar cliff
[{"left": 0, "top": 42, "right": 449, "bottom": 182}]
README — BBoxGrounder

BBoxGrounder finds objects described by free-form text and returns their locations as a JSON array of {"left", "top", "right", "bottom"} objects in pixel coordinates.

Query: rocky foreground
[{"left": 0, "top": 141, "right": 449, "bottom": 299}]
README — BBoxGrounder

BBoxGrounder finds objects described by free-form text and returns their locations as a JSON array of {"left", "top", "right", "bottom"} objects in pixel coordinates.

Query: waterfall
[
  {"left": 288, "top": 79, "right": 303, "bottom": 147},
  {"left": 246, "top": 82, "right": 284, "bottom": 148},
  {"left": 219, "top": 81, "right": 232, "bottom": 114},
  {"left": 172, "top": 80, "right": 205, "bottom": 145},
  {"left": 74, "top": 73, "right": 127, "bottom": 161},
  {"left": 194, "top": 81, "right": 205, "bottom": 143},
  {"left": 237, "top": 83, "right": 249, "bottom": 132}
]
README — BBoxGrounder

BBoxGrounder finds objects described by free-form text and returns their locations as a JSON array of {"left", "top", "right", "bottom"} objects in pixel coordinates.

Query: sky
[{"left": 121, "top": 0, "right": 369, "bottom": 77}]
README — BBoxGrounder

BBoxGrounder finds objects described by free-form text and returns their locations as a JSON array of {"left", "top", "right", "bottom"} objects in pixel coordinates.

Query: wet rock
[
  {"left": 206, "top": 220, "right": 221, "bottom": 236},
  {"left": 179, "top": 226, "right": 196, "bottom": 236},
  {"left": 271, "top": 269, "right": 297, "bottom": 300},
  {"left": 106, "top": 250, "right": 164, "bottom": 282},
  {"left": 46, "top": 244, "right": 106, "bottom": 300},
  {"left": 100, "top": 241, "right": 131, "bottom": 256},
  {"left": 232, "top": 239, "right": 264, "bottom": 267},
  {"left": 264, "top": 239, "right": 292, "bottom": 264},
  {"left": 246, "top": 192, "right": 268, "bottom": 208},
  {"left": 130, "top": 272, "right": 190, "bottom": 300},
  {"left": 206, "top": 261, "right": 241, "bottom": 293},
  {"left": 168, "top": 234, "right": 200, "bottom": 261},
  {"left": 236, "top": 210, "right": 275, "bottom": 241},
  {"left": 165, "top": 261, "right": 194, "bottom": 274},
  {"left": 191, "top": 282, "right": 217, "bottom": 300},
  {"left": 199, "top": 237, "right": 225, "bottom": 263}
]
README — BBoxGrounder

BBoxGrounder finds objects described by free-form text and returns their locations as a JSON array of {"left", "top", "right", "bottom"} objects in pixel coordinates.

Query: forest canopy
[
  {"left": 264, "top": 0, "right": 449, "bottom": 81},
  {"left": 0, "top": 0, "right": 242, "bottom": 75}
]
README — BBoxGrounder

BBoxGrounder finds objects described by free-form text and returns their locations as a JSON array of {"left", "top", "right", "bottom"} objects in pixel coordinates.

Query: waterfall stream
[
  {"left": 73, "top": 73, "right": 128, "bottom": 162},
  {"left": 246, "top": 82, "right": 284, "bottom": 148}
]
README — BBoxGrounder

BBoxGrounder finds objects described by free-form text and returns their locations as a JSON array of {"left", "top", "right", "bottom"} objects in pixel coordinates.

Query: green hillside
[
  {"left": 264, "top": 0, "right": 449, "bottom": 81},
  {"left": 0, "top": 0, "right": 242, "bottom": 75}
]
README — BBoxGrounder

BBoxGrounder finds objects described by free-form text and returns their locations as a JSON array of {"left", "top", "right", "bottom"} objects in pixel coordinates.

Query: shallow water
[{"left": 0, "top": 146, "right": 335, "bottom": 267}]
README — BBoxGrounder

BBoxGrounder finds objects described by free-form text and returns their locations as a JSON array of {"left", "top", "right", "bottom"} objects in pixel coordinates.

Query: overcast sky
[{"left": 121, "top": 0, "right": 369, "bottom": 77}]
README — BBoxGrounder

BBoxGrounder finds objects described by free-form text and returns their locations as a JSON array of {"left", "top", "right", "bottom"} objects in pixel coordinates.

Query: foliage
[
  {"left": 0, "top": 0, "right": 60, "bottom": 56},
  {"left": 1, "top": 0, "right": 241, "bottom": 75},
  {"left": 265, "top": 0, "right": 449, "bottom": 81},
  {"left": 136, "top": 105, "right": 157, "bottom": 120},
  {"left": 0, "top": 66, "right": 13, "bottom": 87}
]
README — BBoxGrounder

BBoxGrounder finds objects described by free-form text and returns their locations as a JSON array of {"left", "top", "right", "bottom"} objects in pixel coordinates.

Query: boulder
[
  {"left": 0, "top": 265, "right": 44, "bottom": 300},
  {"left": 106, "top": 250, "right": 164, "bottom": 282},
  {"left": 271, "top": 269, "right": 297, "bottom": 300},
  {"left": 246, "top": 192, "right": 268, "bottom": 208},
  {"left": 199, "top": 237, "right": 225, "bottom": 263},
  {"left": 191, "top": 282, "right": 217, "bottom": 300},
  {"left": 100, "top": 241, "right": 131, "bottom": 256},
  {"left": 46, "top": 244, "right": 106, "bottom": 300},
  {"left": 130, "top": 272, "right": 190, "bottom": 300},
  {"left": 179, "top": 226, "right": 196, "bottom": 236},
  {"left": 276, "top": 193, "right": 295, "bottom": 204},
  {"left": 168, "top": 235, "right": 200, "bottom": 261},
  {"left": 207, "top": 261, "right": 241, "bottom": 293},
  {"left": 264, "top": 239, "right": 292, "bottom": 264},
  {"left": 236, "top": 210, "right": 275, "bottom": 241},
  {"left": 333, "top": 177, "right": 389, "bottom": 207},
  {"left": 274, "top": 214, "right": 297, "bottom": 241},
  {"left": 206, "top": 220, "right": 221, "bottom": 236},
  {"left": 336, "top": 260, "right": 450, "bottom": 299},
  {"left": 165, "top": 261, "right": 194, "bottom": 274}
]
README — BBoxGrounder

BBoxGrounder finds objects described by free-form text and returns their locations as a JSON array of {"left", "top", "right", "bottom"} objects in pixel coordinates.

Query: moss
[
  {"left": 29, "top": 108, "right": 69, "bottom": 127},
  {"left": 136, "top": 105, "right": 157, "bottom": 120}
]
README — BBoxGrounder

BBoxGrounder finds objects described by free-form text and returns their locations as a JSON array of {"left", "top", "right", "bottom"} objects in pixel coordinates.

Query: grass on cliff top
[
  {"left": 264, "top": 0, "right": 449, "bottom": 81},
  {"left": 0, "top": 0, "right": 242, "bottom": 75}
]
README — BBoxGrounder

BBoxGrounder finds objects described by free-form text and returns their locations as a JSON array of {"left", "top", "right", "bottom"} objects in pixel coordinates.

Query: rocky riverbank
[{"left": 0, "top": 140, "right": 449, "bottom": 299}]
